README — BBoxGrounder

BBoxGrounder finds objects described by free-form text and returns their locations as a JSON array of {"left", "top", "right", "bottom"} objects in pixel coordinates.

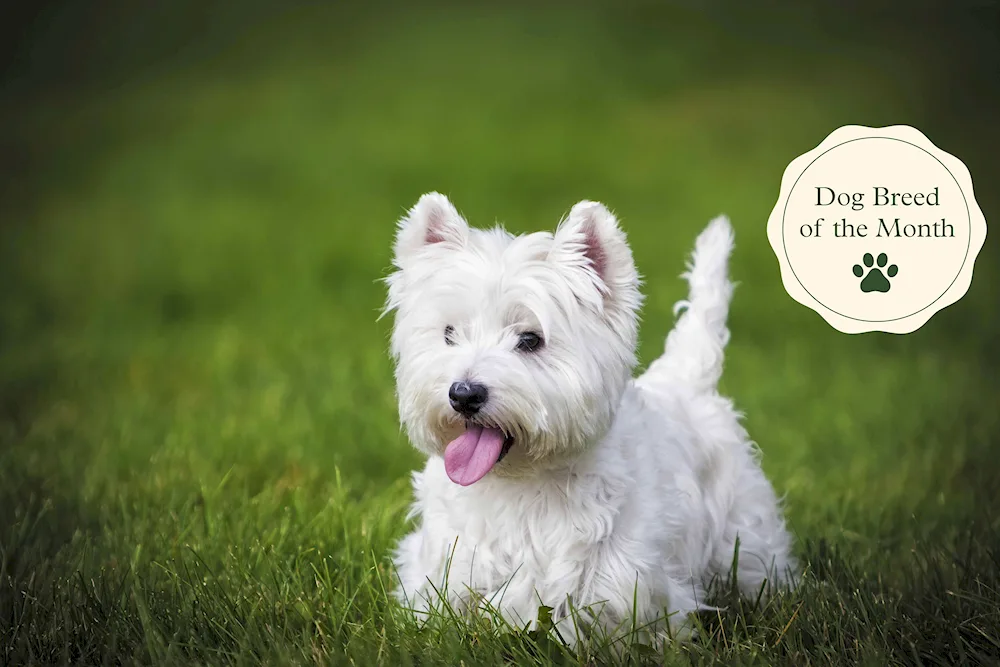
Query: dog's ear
[
  {"left": 550, "top": 201, "right": 640, "bottom": 309},
  {"left": 393, "top": 192, "right": 469, "bottom": 267}
]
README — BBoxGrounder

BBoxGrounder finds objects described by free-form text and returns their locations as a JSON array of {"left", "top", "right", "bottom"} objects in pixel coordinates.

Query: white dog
[{"left": 383, "top": 193, "right": 796, "bottom": 644}]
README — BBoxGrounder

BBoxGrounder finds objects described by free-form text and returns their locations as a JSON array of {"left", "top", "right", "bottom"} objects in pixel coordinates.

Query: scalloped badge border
[{"left": 767, "top": 125, "right": 987, "bottom": 334}]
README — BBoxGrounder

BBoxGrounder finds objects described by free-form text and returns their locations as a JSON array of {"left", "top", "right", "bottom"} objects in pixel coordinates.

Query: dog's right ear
[{"left": 393, "top": 192, "right": 469, "bottom": 267}]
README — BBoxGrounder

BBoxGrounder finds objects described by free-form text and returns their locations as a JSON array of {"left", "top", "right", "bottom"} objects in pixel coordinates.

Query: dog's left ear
[
  {"left": 551, "top": 201, "right": 641, "bottom": 312},
  {"left": 393, "top": 192, "right": 469, "bottom": 268}
]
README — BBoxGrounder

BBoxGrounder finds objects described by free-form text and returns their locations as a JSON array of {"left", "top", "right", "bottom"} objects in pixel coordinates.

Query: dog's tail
[{"left": 641, "top": 215, "right": 735, "bottom": 394}]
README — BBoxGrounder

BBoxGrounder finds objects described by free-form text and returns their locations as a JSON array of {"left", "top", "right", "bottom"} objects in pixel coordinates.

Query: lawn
[{"left": 1, "top": 3, "right": 998, "bottom": 665}]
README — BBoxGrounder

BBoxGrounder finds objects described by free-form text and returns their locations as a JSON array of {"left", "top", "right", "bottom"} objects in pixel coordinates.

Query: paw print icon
[{"left": 852, "top": 253, "right": 898, "bottom": 293}]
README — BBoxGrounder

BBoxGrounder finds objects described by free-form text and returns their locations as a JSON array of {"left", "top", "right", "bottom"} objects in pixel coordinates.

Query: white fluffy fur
[{"left": 383, "top": 193, "right": 796, "bottom": 644}]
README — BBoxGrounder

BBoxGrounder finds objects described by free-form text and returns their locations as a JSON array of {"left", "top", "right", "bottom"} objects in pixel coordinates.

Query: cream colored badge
[{"left": 767, "top": 125, "right": 987, "bottom": 334}]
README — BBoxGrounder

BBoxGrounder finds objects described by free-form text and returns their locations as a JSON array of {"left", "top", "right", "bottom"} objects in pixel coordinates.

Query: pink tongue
[{"left": 443, "top": 425, "right": 506, "bottom": 486}]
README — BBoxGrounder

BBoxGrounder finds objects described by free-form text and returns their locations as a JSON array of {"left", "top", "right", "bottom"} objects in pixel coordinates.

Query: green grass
[{"left": 1, "top": 4, "right": 999, "bottom": 665}]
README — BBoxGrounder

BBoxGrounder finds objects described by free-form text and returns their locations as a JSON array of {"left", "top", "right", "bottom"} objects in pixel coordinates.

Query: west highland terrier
[{"left": 383, "top": 193, "right": 796, "bottom": 645}]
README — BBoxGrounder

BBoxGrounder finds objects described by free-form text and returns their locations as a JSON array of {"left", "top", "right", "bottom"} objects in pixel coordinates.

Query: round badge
[{"left": 767, "top": 125, "right": 987, "bottom": 334}]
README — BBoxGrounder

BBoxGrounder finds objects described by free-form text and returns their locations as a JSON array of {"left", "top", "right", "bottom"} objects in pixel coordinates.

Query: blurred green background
[{"left": 1, "top": 1, "right": 998, "bottom": 664}]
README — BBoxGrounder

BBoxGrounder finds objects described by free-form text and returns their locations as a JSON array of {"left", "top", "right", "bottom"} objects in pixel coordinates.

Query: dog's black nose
[{"left": 449, "top": 381, "right": 488, "bottom": 416}]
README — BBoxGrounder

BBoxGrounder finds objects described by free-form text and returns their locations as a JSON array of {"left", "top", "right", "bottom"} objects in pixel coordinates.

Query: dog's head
[{"left": 383, "top": 193, "right": 642, "bottom": 485}]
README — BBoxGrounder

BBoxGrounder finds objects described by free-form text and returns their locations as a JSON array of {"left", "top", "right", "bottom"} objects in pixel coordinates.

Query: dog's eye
[
  {"left": 444, "top": 325, "right": 456, "bottom": 346},
  {"left": 516, "top": 331, "right": 543, "bottom": 353}
]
